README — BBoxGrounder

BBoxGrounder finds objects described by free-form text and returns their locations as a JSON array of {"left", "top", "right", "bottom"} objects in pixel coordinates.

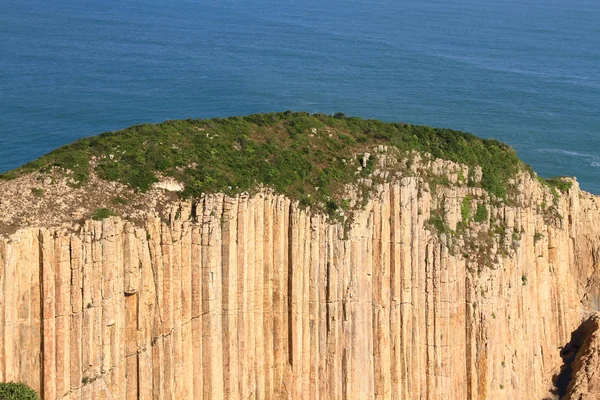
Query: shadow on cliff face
[{"left": 546, "top": 316, "right": 596, "bottom": 399}]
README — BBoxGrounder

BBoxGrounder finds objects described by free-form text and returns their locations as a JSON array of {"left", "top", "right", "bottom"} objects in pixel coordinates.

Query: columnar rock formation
[{"left": 1, "top": 173, "right": 599, "bottom": 399}]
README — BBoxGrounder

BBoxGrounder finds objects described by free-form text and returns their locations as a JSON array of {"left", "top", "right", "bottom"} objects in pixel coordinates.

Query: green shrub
[
  {"left": 461, "top": 196, "right": 472, "bottom": 224},
  {"left": 512, "top": 229, "right": 521, "bottom": 242},
  {"left": 545, "top": 177, "right": 573, "bottom": 193},
  {"left": 427, "top": 175, "right": 451, "bottom": 194},
  {"left": 427, "top": 210, "right": 448, "bottom": 234},
  {"left": 474, "top": 204, "right": 488, "bottom": 223},
  {"left": 0, "top": 382, "right": 40, "bottom": 400},
  {"left": 91, "top": 208, "right": 115, "bottom": 221}
]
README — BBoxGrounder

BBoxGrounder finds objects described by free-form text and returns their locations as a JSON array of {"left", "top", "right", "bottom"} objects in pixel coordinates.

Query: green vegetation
[
  {"left": 0, "top": 382, "right": 40, "bottom": 400},
  {"left": 457, "top": 169, "right": 466, "bottom": 184},
  {"left": 461, "top": 196, "right": 472, "bottom": 224},
  {"left": 474, "top": 204, "right": 488, "bottom": 223},
  {"left": 522, "top": 275, "right": 528, "bottom": 285},
  {"left": 0, "top": 112, "right": 531, "bottom": 215},
  {"left": 427, "top": 198, "right": 450, "bottom": 235},
  {"left": 545, "top": 177, "right": 573, "bottom": 193},
  {"left": 533, "top": 231, "right": 544, "bottom": 244},
  {"left": 30, "top": 188, "right": 44, "bottom": 197},
  {"left": 512, "top": 229, "right": 521, "bottom": 242},
  {"left": 111, "top": 196, "right": 128, "bottom": 205},
  {"left": 91, "top": 208, "right": 116, "bottom": 221},
  {"left": 427, "top": 175, "right": 451, "bottom": 195},
  {"left": 536, "top": 175, "right": 559, "bottom": 205},
  {"left": 531, "top": 175, "right": 568, "bottom": 223},
  {"left": 428, "top": 213, "right": 449, "bottom": 234}
]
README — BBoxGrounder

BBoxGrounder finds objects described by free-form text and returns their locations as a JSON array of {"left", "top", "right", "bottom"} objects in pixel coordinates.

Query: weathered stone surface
[
  {"left": 561, "top": 312, "right": 600, "bottom": 400},
  {"left": 0, "top": 173, "right": 599, "bottom": 399}
]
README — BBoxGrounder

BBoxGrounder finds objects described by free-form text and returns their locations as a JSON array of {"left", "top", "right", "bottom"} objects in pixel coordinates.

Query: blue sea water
[{"left": 1, "top": 0, "right": 599, "bottom": 192}]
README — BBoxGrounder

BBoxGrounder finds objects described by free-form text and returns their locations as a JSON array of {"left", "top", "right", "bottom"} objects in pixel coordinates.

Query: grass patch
[
  {"left": 474, "top": 204, "right": 488, "bottom": 223},
  {"left": 428, "top": 215, "right": 448, "bottom": 234},
  {"left": 111, "top": 196, "right": 128, "bottom": 205},
  {"left": 31, "top": 188, "right": 44, "bottom": 197},
  {"left": 461, "top": 196, "right": 472, "bottom": 224},
  {"left": 427, "top": 205, "right": 449, "bottom": 235},
  {"left": 91, "top": 208, "right": 116, "bottom": 221},
  {"left": 0, "top": 112, "right": 531, "bottom": 213},
  {"left": 545, "top": 177, "right": 573, "bottom": 193}
]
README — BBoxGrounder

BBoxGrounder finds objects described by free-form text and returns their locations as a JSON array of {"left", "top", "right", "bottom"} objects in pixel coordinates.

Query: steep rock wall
[
  {"left": 562, "top": 312, "right": 600, "bottom": 399},
  {"left": 1, "top": 176, "right": 600, "bottom": 399}
]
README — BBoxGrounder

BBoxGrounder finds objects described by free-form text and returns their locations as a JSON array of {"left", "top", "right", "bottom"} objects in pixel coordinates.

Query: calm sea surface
[{"left": 1, "top": 0, "right": 599, "bottom": 192}]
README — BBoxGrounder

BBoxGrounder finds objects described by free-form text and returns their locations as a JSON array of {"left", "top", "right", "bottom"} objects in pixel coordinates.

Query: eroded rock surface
[
  {"left": 1, "top": 165, "right": 600, "bottom": 399},
  {"left": 560, "top": 313, "right": 600, "bottom": 400}
]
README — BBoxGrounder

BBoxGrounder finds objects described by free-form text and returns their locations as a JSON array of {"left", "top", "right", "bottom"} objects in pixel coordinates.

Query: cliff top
[{"left": 0, "top": 112, "right": 575, "bottom": 234}]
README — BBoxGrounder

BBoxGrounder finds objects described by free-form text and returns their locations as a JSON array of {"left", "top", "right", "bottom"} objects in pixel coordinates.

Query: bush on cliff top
[
  {"left": 0, "top": 382, "right": 40, "bottom": 400},
  {"left": 545, "top": 177, "right": 573, "bottom": 193},
  {"left": 0, "top": 112, "right": 530, "bottom": 210},
  {"left": 91, "top": 207, "right": 116, "bottom": 221}
]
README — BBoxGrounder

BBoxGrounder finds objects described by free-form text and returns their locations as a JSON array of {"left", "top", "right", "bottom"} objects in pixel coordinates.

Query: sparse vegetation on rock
[
  {"left": 91, "top": 208, "right": 115, "bottom": 221},
  {"left": 0, "top": 112, "right": 535, "bottom": 216}
]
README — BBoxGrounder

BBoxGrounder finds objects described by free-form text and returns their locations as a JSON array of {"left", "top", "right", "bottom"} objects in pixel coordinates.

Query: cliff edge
[{"left": 1, "top": 113, "right": 599, "bottom": 399}]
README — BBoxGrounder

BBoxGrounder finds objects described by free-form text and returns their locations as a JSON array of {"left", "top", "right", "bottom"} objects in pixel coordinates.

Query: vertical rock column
[
  {"left": 0, "top": 230, "right": 42, "bottom": 392},
  {"left": 201, "top": 194, "right": 224, "bottom": 399},
  {"left": 40, "top": 229, "right": 56, "bottom": 400},
  {"left": 1, "top": 178, "right": 600, "bottom": 400}
]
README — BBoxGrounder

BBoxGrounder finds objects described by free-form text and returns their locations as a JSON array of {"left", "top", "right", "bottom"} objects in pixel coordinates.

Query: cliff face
[
  {"left": 1, "top": 173, "right": 600, "bottom": 399},
  {"left": 554, "top": 312, "right": 600, "bottom": 400}
]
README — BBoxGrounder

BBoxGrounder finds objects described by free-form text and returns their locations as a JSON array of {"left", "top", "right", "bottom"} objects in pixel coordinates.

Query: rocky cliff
[
  {"left": 1, "top": 113, "right": 600, "bottom": 399},
  {"left": 1, "top": 160, "right": 599, "bottom": 400},
  {"left": 554, "top": 312, "right": 600, "bottom": 399}
]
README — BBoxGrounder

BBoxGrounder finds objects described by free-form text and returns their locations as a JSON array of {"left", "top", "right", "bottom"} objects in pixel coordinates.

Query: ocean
[{"left": 1, "top": 0, "right": 599, "bottom": 193}]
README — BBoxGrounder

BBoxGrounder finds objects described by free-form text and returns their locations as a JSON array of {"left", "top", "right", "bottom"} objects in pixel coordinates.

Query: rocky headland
[{"left": 0, "top": 113, "right": 599, "bottom": 399}]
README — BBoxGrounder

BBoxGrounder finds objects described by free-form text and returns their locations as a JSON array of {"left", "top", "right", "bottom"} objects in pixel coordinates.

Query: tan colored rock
[
  {"left": 563, "top": 312, "right": 600, "bottom": 400},
  {"left": 0, "top": 169, "right": 600, "bottom": 399}
]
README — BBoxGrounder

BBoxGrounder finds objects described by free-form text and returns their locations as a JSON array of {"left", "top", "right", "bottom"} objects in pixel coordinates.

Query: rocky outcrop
[
  {"left": 1, "top": 171, "right": 600, "bottom": 399},
  {"left": 557, "top": 312, "right": 600, "bottom": 400}
]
